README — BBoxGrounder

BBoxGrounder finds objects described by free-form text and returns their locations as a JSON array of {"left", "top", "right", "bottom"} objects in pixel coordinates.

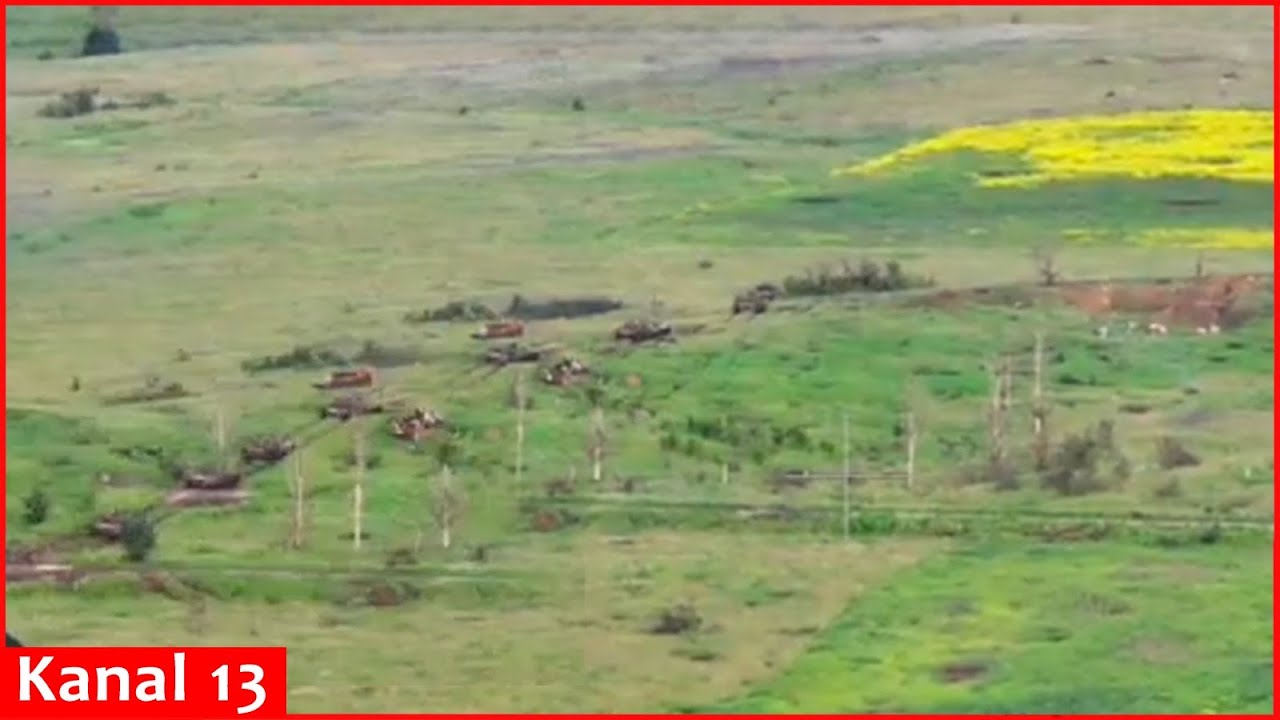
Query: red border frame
[{"left": 1, "top": 1, "right": 1276, "bottom": 718}]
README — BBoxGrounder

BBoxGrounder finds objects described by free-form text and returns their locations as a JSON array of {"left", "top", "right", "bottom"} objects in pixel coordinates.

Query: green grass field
[{"left": 5, "top": 6, "right": 1275, "bottom": 714}]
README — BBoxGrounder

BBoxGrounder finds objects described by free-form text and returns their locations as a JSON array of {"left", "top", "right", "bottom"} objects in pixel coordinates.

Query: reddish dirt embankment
[{"left": 914, "top": 273, "right": 1269, "bottom": 331}]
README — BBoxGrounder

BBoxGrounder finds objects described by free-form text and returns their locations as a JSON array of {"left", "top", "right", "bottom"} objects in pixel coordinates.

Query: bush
[
  {"left": 38, "top": 88, "right": 98, "bottom": 118},
  {"left": 1155, "top": 436, "right": 1200, "bottom": 470},
  {"left": 650, "top": 604, "right": 702, "bottom": 635},
  {"left": 781, "top": 258, "right": 933, "bottom": 297},
  {"left": 404, "top": 300, "right": 497, "bottom": 324},
  {"left": 82, "top": 27, "right": 121, "bottom": 57},
  {"left": 241, "top": 344, "right": 346, "bottom": 373},
  {"left": 22, "top": 489, "right": 50, "bottom": 526},
  {"left": 121, "top": 513, "right": 157, "bottom": 562},
  {"left": 504, "top": 294, "right": 623, "bottom": 321},
  {"left": 1041, "top": 420, "right": 1129, "bottom": 496}
]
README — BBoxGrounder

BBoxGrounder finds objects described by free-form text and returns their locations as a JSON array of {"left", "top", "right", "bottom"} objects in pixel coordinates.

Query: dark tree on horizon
[{"left": 82, "top": 6, "right": 122, "bottom": 57}]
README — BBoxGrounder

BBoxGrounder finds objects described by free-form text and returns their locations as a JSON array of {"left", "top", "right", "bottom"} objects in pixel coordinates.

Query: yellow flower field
[
  {"left": 1062, "top": 226, "right": 1274, "bottom": 250},
  {"left": 833, "top": 109, "right": 1275, "bottom": 188},
  {"left": 1136, "top": 227, "right": 1274, "bottom": 250}
]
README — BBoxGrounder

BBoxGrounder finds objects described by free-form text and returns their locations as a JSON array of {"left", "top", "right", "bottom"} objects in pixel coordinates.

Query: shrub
[
  {"left": 504, "top": 294, "right": 623, "bottom": 321},
  {"left": 38, "top": 88, "right": 98, "bottom": 118},
  {"left": 22, "top": 489, "right": 50, "bottom": 526},
  {"left": 121, "top": 513, "right": 157, "bottom": 562},
  {"left": 1041, "top": 419, "right": 1129, "bottom": 496},
  {"left": 404, "top": 300, "right": 497, "bottom": 324},
  {"left": 82, "top": 27, "right": 121, "bottom": 57},
  {"left": 781, "top": 258, "right": 933, "bottom": 297},
  {"left": 650, "top": 604, "right": 702, "bottom": 635},
  {"left": 1155, "top": 436, "right": 1200, "bottom": 470},
  {"left": 241, "top": 344, "right": 346, "bottom": 373}
]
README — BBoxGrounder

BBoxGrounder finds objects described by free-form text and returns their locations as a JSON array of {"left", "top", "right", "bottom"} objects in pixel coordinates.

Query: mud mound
[{"left": 165, "top": 488, "right": 251, "bottom": 509}]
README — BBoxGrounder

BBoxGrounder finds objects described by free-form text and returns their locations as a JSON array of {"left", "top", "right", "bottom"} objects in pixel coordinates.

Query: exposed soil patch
[
  {"left": 165, "top": 488, "right": 252, "bottom": 509},
  {"left": 909, "top": 273, "right": 1270, "bottom": 332},
  {"left": 1131, "top": 638, "right": 1194, "bottom": 665},
  {"left": 938, "top": 660, "right": 990, "bottom": 684}
]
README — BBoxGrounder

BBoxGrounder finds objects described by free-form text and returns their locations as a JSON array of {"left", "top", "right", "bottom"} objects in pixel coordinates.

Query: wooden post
[
  {"left": 905, "top": 410, "right": 917, "bottom": 492},
  {"left": 352, "top": 423, "right": 365, "bottom": 552},
  {"left": 514, "top": 370, "right": 526, "bottom": 486},
  {"left": 842, "top": 411, "right": 851, "bottom": 541},
  {"left": 1194, "top": 252, "right": 1205, "bottom": 278},
  {"left": 1031, "top": 332, "right": 1049, "bottom": 471}
]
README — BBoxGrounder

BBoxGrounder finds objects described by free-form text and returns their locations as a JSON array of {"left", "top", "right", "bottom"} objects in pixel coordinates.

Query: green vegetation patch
[
  {"left": 702, "top": 154, "right": 1275, "bottom": 247},
  {"left": 708, "top": 541, "right": 1273, "bottom": 714}
]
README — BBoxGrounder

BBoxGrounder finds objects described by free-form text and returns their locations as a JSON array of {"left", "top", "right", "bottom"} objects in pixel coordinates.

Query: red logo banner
[{"left": 0, "top": 647, "right": 287, "bottom": 719}]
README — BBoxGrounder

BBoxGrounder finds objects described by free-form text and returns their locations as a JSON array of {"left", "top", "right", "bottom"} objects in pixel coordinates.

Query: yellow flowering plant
[{"left": 833, "top": 109, "right": 1275, "bottom": 189}]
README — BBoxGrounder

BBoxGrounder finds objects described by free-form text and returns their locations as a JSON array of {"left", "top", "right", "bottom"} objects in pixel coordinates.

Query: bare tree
[
  {"left": 586, "top": 386, "right": 606, "bottom": 483},
  {"left": 903, "top": 380, "right": 924, "bottom": 492},
  {"left": 91, "top": 6, "right": 118, "bottom": 30},
  {"left": 905, "top": 409, "right": 918, "bottom": 491},
  {"left": 431, "top": 441, "right": 465, "bottom": 550},
  {"left": 841, "top": 410, "right": 851, "bottom": 541},
  {"left": 1031, "top": 332, "right": 1050, "bottom": 471},
  {"left": 719, "top": 414, "right": 730, "bottom": 485},
  {"left": 1032, "top": 246, "right": 1060, "bottom": 287},
  {"left": 287, "top": 452, "right": 306, "bottom": 550},
  {"left": 212, "top": 400, "right": 231, "bottom": 472},
  {"left": 988, "top": 357, "right": 1012, "bottom": 468},
  {"left": 351, "top": 422, "right": 367, "bottom": 552},
  {"left": 513, "top": 369, "right": 527, "bottom": 485},
  {"left": 83, "top": 6, "right": 122, "bottom": 56}
]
